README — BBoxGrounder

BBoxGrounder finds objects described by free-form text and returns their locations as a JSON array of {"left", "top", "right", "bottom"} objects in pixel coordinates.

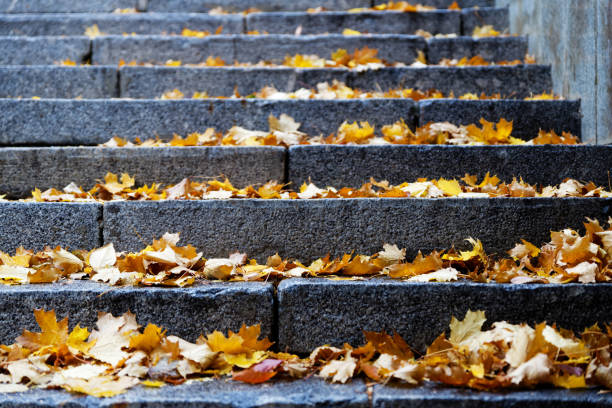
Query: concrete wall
[{"left": 496, "top": 0, "right": 611, "bottom": 144}]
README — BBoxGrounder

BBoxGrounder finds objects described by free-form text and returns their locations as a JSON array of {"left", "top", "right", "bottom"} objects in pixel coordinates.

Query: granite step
[
  {"left": 0, "top": 99, "right": 578, "bottom": 146},
  {"left": 0, "top": 280, "right": 274, "bottom": 345},
  {"left": 278, "top": 279, "right": 612, "bottom": 354},
  {"left": 102, "top": 198, "right": 610, "bottom": 259},
  {"left": 0, "top": 13, "right": 243, "bottom": 36},
  {"left": 288, "top": 145, "right": 610, "bottom": 188},
  {"left": 0, "top": 9, "right": 508, "bottom": 36},
  {"left": 0, "top": 99, "right": 418, "bottom": 145},
  {"left": 0, "top": 378, "right": 608, "bottom": 407},
  {"left": 0, "top": 146, "right": 286, "bottom": 198},
  {"left": 119, "top": 65, "right": 551, "bottom": 99},
  {"left": 91, "top": 34, "right": 526, "bottom": 65}
]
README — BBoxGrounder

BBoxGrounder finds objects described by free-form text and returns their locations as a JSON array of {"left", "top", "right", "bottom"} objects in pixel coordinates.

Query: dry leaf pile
[
  {"left": 1, "top": 308, "right": 612, "bottom": 397},
  {"left": 99, "top": 115, "right": 578, "bottom": 147},
  {"left": 0, "top": 217, "right": 610, "bottom": 286},
  {"left": 160, "top": 80, "right": 558, "bottom": 101},
  {"left": 27, "top": 173, "right": 610, "bottom": 203}
]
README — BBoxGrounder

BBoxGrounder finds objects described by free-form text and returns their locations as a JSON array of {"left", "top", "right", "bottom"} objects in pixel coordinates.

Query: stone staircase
[{"left": 0, "top": 0, "right": 611, "bottom": 406}]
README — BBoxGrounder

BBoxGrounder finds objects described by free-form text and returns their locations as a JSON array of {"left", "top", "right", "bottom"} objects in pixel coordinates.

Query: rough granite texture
[
  {"left": 0, "top": 0, "right": 134, "bottom": 13},
  {"left": 461, "top": 7, "right": 509, "bottom": 34},
  {"left": 234, "top": 35, "right": 425, "bottom": 64},
  {"left": 418, "top": 99, "right": 582, "bottom": 139},
  {"left": 119, "top": 65, "right": 552, "bottom": 99},
  {"left": 376, "top": 0, "right": 495, "bottom": 7},
  {"left": 146, "top": 0, "right": 371, "bottom": 12},
  {"left": 120, "top": 67, "right": 298, "bottom": 97},
  {"left": 103, "top": 198, "right": 611, "bottom": 260},
  {"left": 0, "top": 13, "right": 243, "bottom": 36},
  {"left": 0, "top": 379, "right": 606, "bottom": 407},
  {"left": 0, "top": 378, "right": 368, "bottom": 407},
  {"left": 92, "top": 36, "right": 235, "bottom": 65},
  {"left": 278, "top": 279, "right": 612, "bottom": 353},
  {"left": 348, "top": 65, "right": 552, "bottom": 97},
  {"left": 0, "top": 202, "right": 101, "bottom": 252},
  {"left": 0, "top": 36, "right": 90, "bottom": 65},
  {"left": 245, "top": 11, "right": 461, "bottom": 35},
  {"left": 374, "top": 383, "right": 612, "bottom": 407},
  {"left": 426, "top": 36, "right": 527, "bottom": 63},
  {"left": 287, "top": 145, "right": 612, "bottom": 187},
  {"left": 0, "top": 147, "right": 285, "bottom": 198},
  {"left": 0, "top": 280, "right": 274, "bottom": 344},
  {"left": 0, "top": 99, "right": 416, "bottom": 145},
  {"left": 0, "top": 66, "right": 117, "bottom": 98}
]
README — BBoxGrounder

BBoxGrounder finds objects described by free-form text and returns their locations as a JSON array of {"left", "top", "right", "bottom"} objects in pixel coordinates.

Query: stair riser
[
  {"left": 0, "top": 202, "right": 101, "bottom": 252},
  {"left": 0, "top": 0, "right": 133, "bottom": 13},
  {"left": 0, "top": 10, "right": 508, "bottom": 36},
  {"left": 0, "top": 66, "right": 550, "bottom": 99},
  {"left": 0, "top": 281, "right": 274, "bottom": 344},
  {"left": 102, "top": 198, "right": 611, "bottom": 259},
  {"left": 120, "top": 66, "right": 552, "bottom": 99},
  {"left": 0, "top": 66, "right": 117, "bottom": 98},
  {"left": 0, "top": 147, "right": 286, "bottom": 198},
  {"left": 0, "top": 99, "right": 417, "bottom": 145},
  {"left": 289, "top": 145, "right": 612, "bottom": 187},
  {"left": 419, "top": 99, "right": 582, "bottom": 138},
  {"left": 279, "top": 279, "right": 612, "bottom": 353},
  {"left": 91, "top": 35, "right": 525, "bottom": 65},
  {"left": 0, "top": 99, "right": 575, "bottom": 146},
  {"left": 0, "top": 37, "right": 90, "bottom": 65},
  {"left": 0, "top": 14, "right": 243, "bottom": 36}
]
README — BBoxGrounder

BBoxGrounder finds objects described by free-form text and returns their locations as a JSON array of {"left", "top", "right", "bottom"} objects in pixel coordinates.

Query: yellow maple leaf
[
  {"left": 129, "top": 323, "right": 166, "bottom": 353},
  {"left": 436, "top": 178, "right": 462, "bottom": 196},
  {"left": 17, "top": 309, "right": 68, "bottom": 352}
]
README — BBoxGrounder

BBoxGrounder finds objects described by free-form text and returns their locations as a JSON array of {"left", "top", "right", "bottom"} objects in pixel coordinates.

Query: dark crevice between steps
[
  {"left": 459, "top": 10, "right": 465, "bottom": 35},
  {"left": 115, "top": 69, "right": 122, "bottom": 98},
  {"left": 96, "top": 206, "right": 104, "bottom": 248},
  {"left": 282, "top": 148, "right": 290, "bottom": 186},
  {"left": 271, "top": 285, "right": 280, "bottom": 352},
  {"left": 81, "top": 40, "right": 93, "bottom": 66}
]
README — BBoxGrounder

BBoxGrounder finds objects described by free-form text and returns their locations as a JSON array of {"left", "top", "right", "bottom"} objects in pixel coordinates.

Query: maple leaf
[
  {"left": 319, "top": 355, "right": 357, "bottom": 383},
  {"left": 87, "top": 312, "right": 139, "bottom": 367},
  {"left": 206, "top": 324, "right": 272, "bottom": 355},
  {"left": 508, "top": 353, "right": 552, "bottom": 385},
  {"left": 129, "top": 323, "right": 166, "bottom": 353},
  {"left": 407, "top": 267, "right": 459, "bottom": 282},
  {"left": 364, "top": 331, "right": 413, "bottom": 360},
  {"left": 449, "top": 310, "right": 487, "bottom": 345},
  {"left": 166, "top": 335, "right": 217, "bottom": 367},
  {"left": 17, "top": 309, "right": 68, "bottom": 352}
]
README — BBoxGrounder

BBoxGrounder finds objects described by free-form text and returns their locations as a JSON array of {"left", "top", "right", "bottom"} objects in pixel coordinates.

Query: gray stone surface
[
  {"left": 495, "top": 0, "right": 611, "bottom": 144},
  {"left": 288, "top": 145, "right": 612, "bottom": 187},
  {"left": 0, "top": 202, "right": 101, "bottom": 252},
  {"left": 103, "top": 198, "right": 611, "bottom": 260},
  {"left": 376, "top": 0, "right": 495, "bottom": 7},
  {"left": 245, "top": 11, "right": 461, "bottom": 35},
  {"left": 96, "top": 35, "right": 428, "bottom": 65},
  {"left": 92, "top": 36, "right": 235, "bottom": 65},
  {"left": 146, "top": 0, "right": 371, "bottom": 12},
  {"left": 120, "top": 66, "right": 298, "bottom": 98},
  {"left": 348, "top": 65, "right": 552, "bottom": 97},
  {"left": 418, "top": 99, "right": 582, "bottom": 139},
  {"left": 374, "top": 383, "right": 612, "bottom": 407},
  {"left": 120, "top": 65, "right": 552, "bottom": 99},
  {"left": 0, "top": 66, "right": 118, "bottom": 98},
  {"left": 0, "top": 36, "right": 90, "bottom": 65},
  {"left": 234, "top": 34, "right": 426, "bottom": 64},
  {"left": 0, "top": 13, "right": 243, "bottom": 36},
  {"left": 0, "top": 378, "right": 368, "bottom": 407},
  {"left": 461, "top": 7, "right": 509, "bottom": 34},
  {"left": 0, "top": 0, "right": 134, "bottom": 13},
  {"left": 0, "top": 99, "right": 416, "bottom": 145},
  {"left": 426, "top": 36, "right": 527, "bottom": 63},
  {"left": 0, "top": 280, "right": 274, "bottom": 344},
  {"left": 278, "top": 279, "right": 612, "bottom": 353},
  {"left": 0, "top": 147, "right": 285, "bottom": 198}
]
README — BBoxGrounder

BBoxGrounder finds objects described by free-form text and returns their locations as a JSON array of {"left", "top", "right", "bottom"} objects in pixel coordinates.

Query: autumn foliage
[
  {"left": 2, "top": 308, "right": 612, "bottom": 396},
  {"left": 27, "top": 173, "right": 610, "bottom": 202},
  {"left": 0, "top": 217, "right": 610, "bottom": 286},
  {"left": 98, "top": 115, "right": 578, "bottom": 147}
]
